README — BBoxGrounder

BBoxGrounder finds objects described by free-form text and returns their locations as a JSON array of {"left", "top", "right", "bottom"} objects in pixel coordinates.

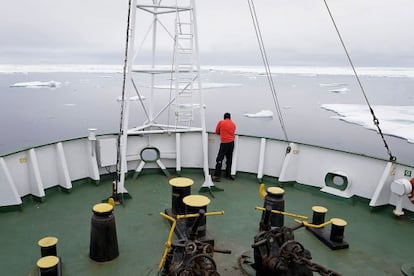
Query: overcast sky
[{"left": 1, "top": 0, "right": 413, "bottom": 66}]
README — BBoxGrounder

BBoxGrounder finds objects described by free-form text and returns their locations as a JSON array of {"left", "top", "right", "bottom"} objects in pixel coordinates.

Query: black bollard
[
  {"left": 169, "top": 177, "right": 193, "bottom": 215},
  {"left": 312, "top": 206, "right": 328, "bottom": 225},
  {"left": 38, "top": 236, "right": 58, "bottom": 257},
  {"left": 37, "top": 256, "right": 59, "bottom": 276},
  {"left": 261, "top": 187, "right": 285, "bottom": 228},
  {"left": 183, "top": 195, "right": 211, "bottom": 240},
  {"left": 89, "top": 203, "right": 119, "bottom": 262},
  {"left": 330, "top": 218, "right": 347, "bottom": 243}
]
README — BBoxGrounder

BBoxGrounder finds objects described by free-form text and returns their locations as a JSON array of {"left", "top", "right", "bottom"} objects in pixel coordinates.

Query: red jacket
[{"left": 215, "top": 119, "right": 236, "bottom": 143}]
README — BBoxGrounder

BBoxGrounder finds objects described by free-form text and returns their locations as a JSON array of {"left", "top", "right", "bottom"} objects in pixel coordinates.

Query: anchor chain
[{"left": 281, "top": 244, "right": 341, "bottom": 276}]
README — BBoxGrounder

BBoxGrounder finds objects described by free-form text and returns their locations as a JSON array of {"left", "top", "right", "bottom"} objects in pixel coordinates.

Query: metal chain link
[{"left": 281, "top": 250, "right": 341, "bottom": 276}]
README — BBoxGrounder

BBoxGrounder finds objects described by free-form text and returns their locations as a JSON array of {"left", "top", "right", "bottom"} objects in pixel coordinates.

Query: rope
[
  {"left": 322, "top": 0, "right": 396, "bottom": 161},
  {"left": 115, "top": 0, "right": 133, "bottom": 201},
  {"left": 247, "top": 0, "right": 289, "bottom": 142}
]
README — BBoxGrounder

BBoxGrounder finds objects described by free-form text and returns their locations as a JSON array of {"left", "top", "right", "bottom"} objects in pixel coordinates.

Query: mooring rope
[
  {"left": 322, "top": 0, "right": 396, "bottom": 161},
  {"left": 115, "top": 0, "right": 134, "bottom": 201},
  {"left": 247, "top": 0, "right": 289, "bottom": 143}
]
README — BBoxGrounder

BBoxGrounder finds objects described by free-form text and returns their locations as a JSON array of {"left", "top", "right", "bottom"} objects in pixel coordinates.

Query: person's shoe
[
  {"left": 212, "top": 176, "right": 221, "bottom": 182},
  {"left": 226, "top": 175, "right": 235, "bottom": 180}
]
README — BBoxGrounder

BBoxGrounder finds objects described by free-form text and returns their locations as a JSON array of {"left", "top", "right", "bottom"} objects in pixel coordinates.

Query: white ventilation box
[{"left": 97, "top": 138, "right": 117, "bottom": 167}]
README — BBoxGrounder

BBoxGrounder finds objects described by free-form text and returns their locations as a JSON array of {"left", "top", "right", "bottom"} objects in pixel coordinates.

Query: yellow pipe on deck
[
  {"left": 176, "top": 210, "right": 224, "bottom": 219},
  {"left": 255, "top": 206, "right": 308, "bottom": 220},
  {"left": 294, "top": 219, "right": 333, "bottom": 229},
  {"left": 159, "top": 212, "right": 177, "bottom": 270},
  {"left": 158, "top": 210, "right": 224, "bottom": 271}
]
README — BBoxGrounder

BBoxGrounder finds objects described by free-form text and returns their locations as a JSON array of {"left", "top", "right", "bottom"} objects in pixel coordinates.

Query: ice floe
[
  {"left": 9, "top": 80, "right": 61, "bottom": 88},
  {"left": 2, "top": 64, "right": 414, "bottom": 78},
  {"left": 328, "top": 87, "right": 350, "bottom": 94},
  {"left": 321, "top": 104, "right": 414, "bottom": 143},
  {"left": 244, "top": 110, "right": 274, "bottom": 118},
  {"left": 152, "top": 82, "right": 242, "bottom": 89}
]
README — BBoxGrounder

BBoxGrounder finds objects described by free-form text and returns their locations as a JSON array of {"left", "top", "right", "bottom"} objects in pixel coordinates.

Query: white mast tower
[{"left": 116, "top": 0, "right": 213, "bottom": 195}]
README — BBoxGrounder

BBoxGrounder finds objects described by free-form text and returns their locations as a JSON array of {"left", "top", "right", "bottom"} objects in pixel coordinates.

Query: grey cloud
[{"left": 1, "top": 0, "right": 413, "bottom": 66}]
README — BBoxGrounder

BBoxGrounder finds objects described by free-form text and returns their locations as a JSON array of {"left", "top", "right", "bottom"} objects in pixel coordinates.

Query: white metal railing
[{"left": 1, "top": 132, "right": 414, "bottom": 213}]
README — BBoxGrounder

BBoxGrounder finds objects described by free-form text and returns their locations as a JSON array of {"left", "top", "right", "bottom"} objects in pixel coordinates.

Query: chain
[{"left": 286, "top": 251, "right": 341, "bottom": 276}]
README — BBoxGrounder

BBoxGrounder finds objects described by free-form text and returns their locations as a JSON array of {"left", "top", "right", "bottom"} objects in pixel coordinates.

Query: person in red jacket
[{"left": 212, "top": 112, "right": 236, "bottom": 181}]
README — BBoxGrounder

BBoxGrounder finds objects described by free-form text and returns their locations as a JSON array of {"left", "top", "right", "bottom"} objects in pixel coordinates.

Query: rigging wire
[
  {"left": 247, "top": 0, "right": 289, "bottom": 142},
  {"left": 115, "top": 0, "right": 134, "bottom": 202},
  {"left": 322, "top": 0, "right": 396, "bottom": 161}
]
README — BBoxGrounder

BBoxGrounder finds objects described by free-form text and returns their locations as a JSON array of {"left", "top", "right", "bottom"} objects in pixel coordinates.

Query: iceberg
[
  {"left": 244, "top": 110, "right": 274, "bottom": 118},
  {"left": 321, "top": 104, "right": 414, "bottom": 143},
  {"left": 9, "top": 80, "right": 61, "bottom": 88}
]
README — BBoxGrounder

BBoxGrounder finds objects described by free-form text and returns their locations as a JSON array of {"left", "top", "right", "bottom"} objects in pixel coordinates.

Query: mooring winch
[
  {"left": 159, "top": 209, "right": 231, "bottom": 275},
  {"left": 250, "top": 185, "right": 343, "bottom": 276},
  {"left": 252, "top": 206, "right": 314, "bottom": 276}
]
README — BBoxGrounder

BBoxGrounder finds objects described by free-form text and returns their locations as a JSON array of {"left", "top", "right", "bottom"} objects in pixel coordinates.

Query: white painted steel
[
  {"left": 0, "top": 157, "right": 21, "bottom": 206},
  {"left": 257, "top": 138, "right": 266, "bottom": 180},
  {"left": 390, "top": 178, "right": 412, "bottom": 196},
  {"left": 55, "top": 143, "right": 72, "bottom": 190},
  {"left": 1, "top": 133, "right": 414, "bottom": 214},
  {"left": 28, "top": 149, "right": 45, "bottom": 198},
  {"left": 176, "top": 133, "right": 181, "bottom": 172},
  {"left": 231, "top": 135, "right": 239, "bottom": 176},
  {"left": 370, "top": 162, "right": 395, "bottom": 206},
  {"left": 390, "top": 178, "right": 412, "bottom": 216}
]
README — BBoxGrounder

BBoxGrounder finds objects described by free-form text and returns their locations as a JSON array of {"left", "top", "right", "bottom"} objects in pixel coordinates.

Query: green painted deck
[{"left": 1, "top": 169, "right": 413, "bottom": 275}]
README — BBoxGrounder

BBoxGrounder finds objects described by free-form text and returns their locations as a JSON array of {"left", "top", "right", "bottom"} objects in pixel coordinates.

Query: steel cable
[
  {"left": 322, "top": 0, "right": 395, "bottom": 161},
  {"left": 247, "top": 0, "right": 289, "bottom": 142}
]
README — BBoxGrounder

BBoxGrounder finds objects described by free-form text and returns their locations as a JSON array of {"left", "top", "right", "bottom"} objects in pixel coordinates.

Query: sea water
[{"left": 1, "top": 65, "right": 414, "bottom": 166}]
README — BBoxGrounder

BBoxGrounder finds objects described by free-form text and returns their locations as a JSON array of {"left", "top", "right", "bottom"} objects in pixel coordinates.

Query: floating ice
[
  {"left": 0, "top": 64, "right": 122, "bottom": 74},
  {"left": 117, "top": 95, "right": 146, "bottom": 101},
  {"left": 328, "top": 87, "right": 349, "bottom": 94},
  {"left": 153, "top": 82, "right": 242, "bottom": 89},
  {"left": 205, "top": 65, "right": 414, "bottom": 78},
  {"left": 321, "top": 104, "right": 414, "bottom": 143},
  {"left": 244, "top": 110, "right": 274, "bottom": 118},
  {"left": 9, "top": 80, "right": 61, "bottom": 88},
  {"left": 1, "top": 64, "right": 414, "bottom": 78},
  {"left": 320, "top": 83, "right": 348, "bottom": 87}
]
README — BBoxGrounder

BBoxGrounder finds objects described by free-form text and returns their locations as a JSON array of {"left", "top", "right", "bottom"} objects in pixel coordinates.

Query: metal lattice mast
[{"left": 122, "top": 0, "right": 212, "bottom": 186}]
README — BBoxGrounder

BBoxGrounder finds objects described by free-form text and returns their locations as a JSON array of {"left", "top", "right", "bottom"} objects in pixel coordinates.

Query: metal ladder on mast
[
  {"left": 174, "top": 16, "right": 196, "bottom": 126},
  {"left": 122, "top": 0, "right": 214, "bottom": 189}
]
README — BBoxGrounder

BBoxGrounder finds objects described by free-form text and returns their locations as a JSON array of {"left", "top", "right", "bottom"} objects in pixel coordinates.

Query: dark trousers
[{"left": 214, "top": 141, "right": 234, "bottom": 177}]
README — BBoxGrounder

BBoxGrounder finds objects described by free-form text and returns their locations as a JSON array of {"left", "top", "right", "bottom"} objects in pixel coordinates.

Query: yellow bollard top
[
  {"left": 169, "top": 177, "right": 194, "bottom": 187},
  {"left": 38, "top": 236, "right": 58, "bottom": 247},
  {"left": 183, "top": 195, "right": 210, "bottom": 207},
  {"left": 331, "top": 218, "right": 347, "bottom": 226},
  {"left": 37, "top": 256, "right": 59, "bottom": 269},
  {"left": 267, "top": 187, "right": 284, "bottom": 195},
  {"left": 92, "top": 203, "right": 114, "bottom": 214},
  {"left": 312, "top": 206, "right": 328, "bottom": 213}
]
